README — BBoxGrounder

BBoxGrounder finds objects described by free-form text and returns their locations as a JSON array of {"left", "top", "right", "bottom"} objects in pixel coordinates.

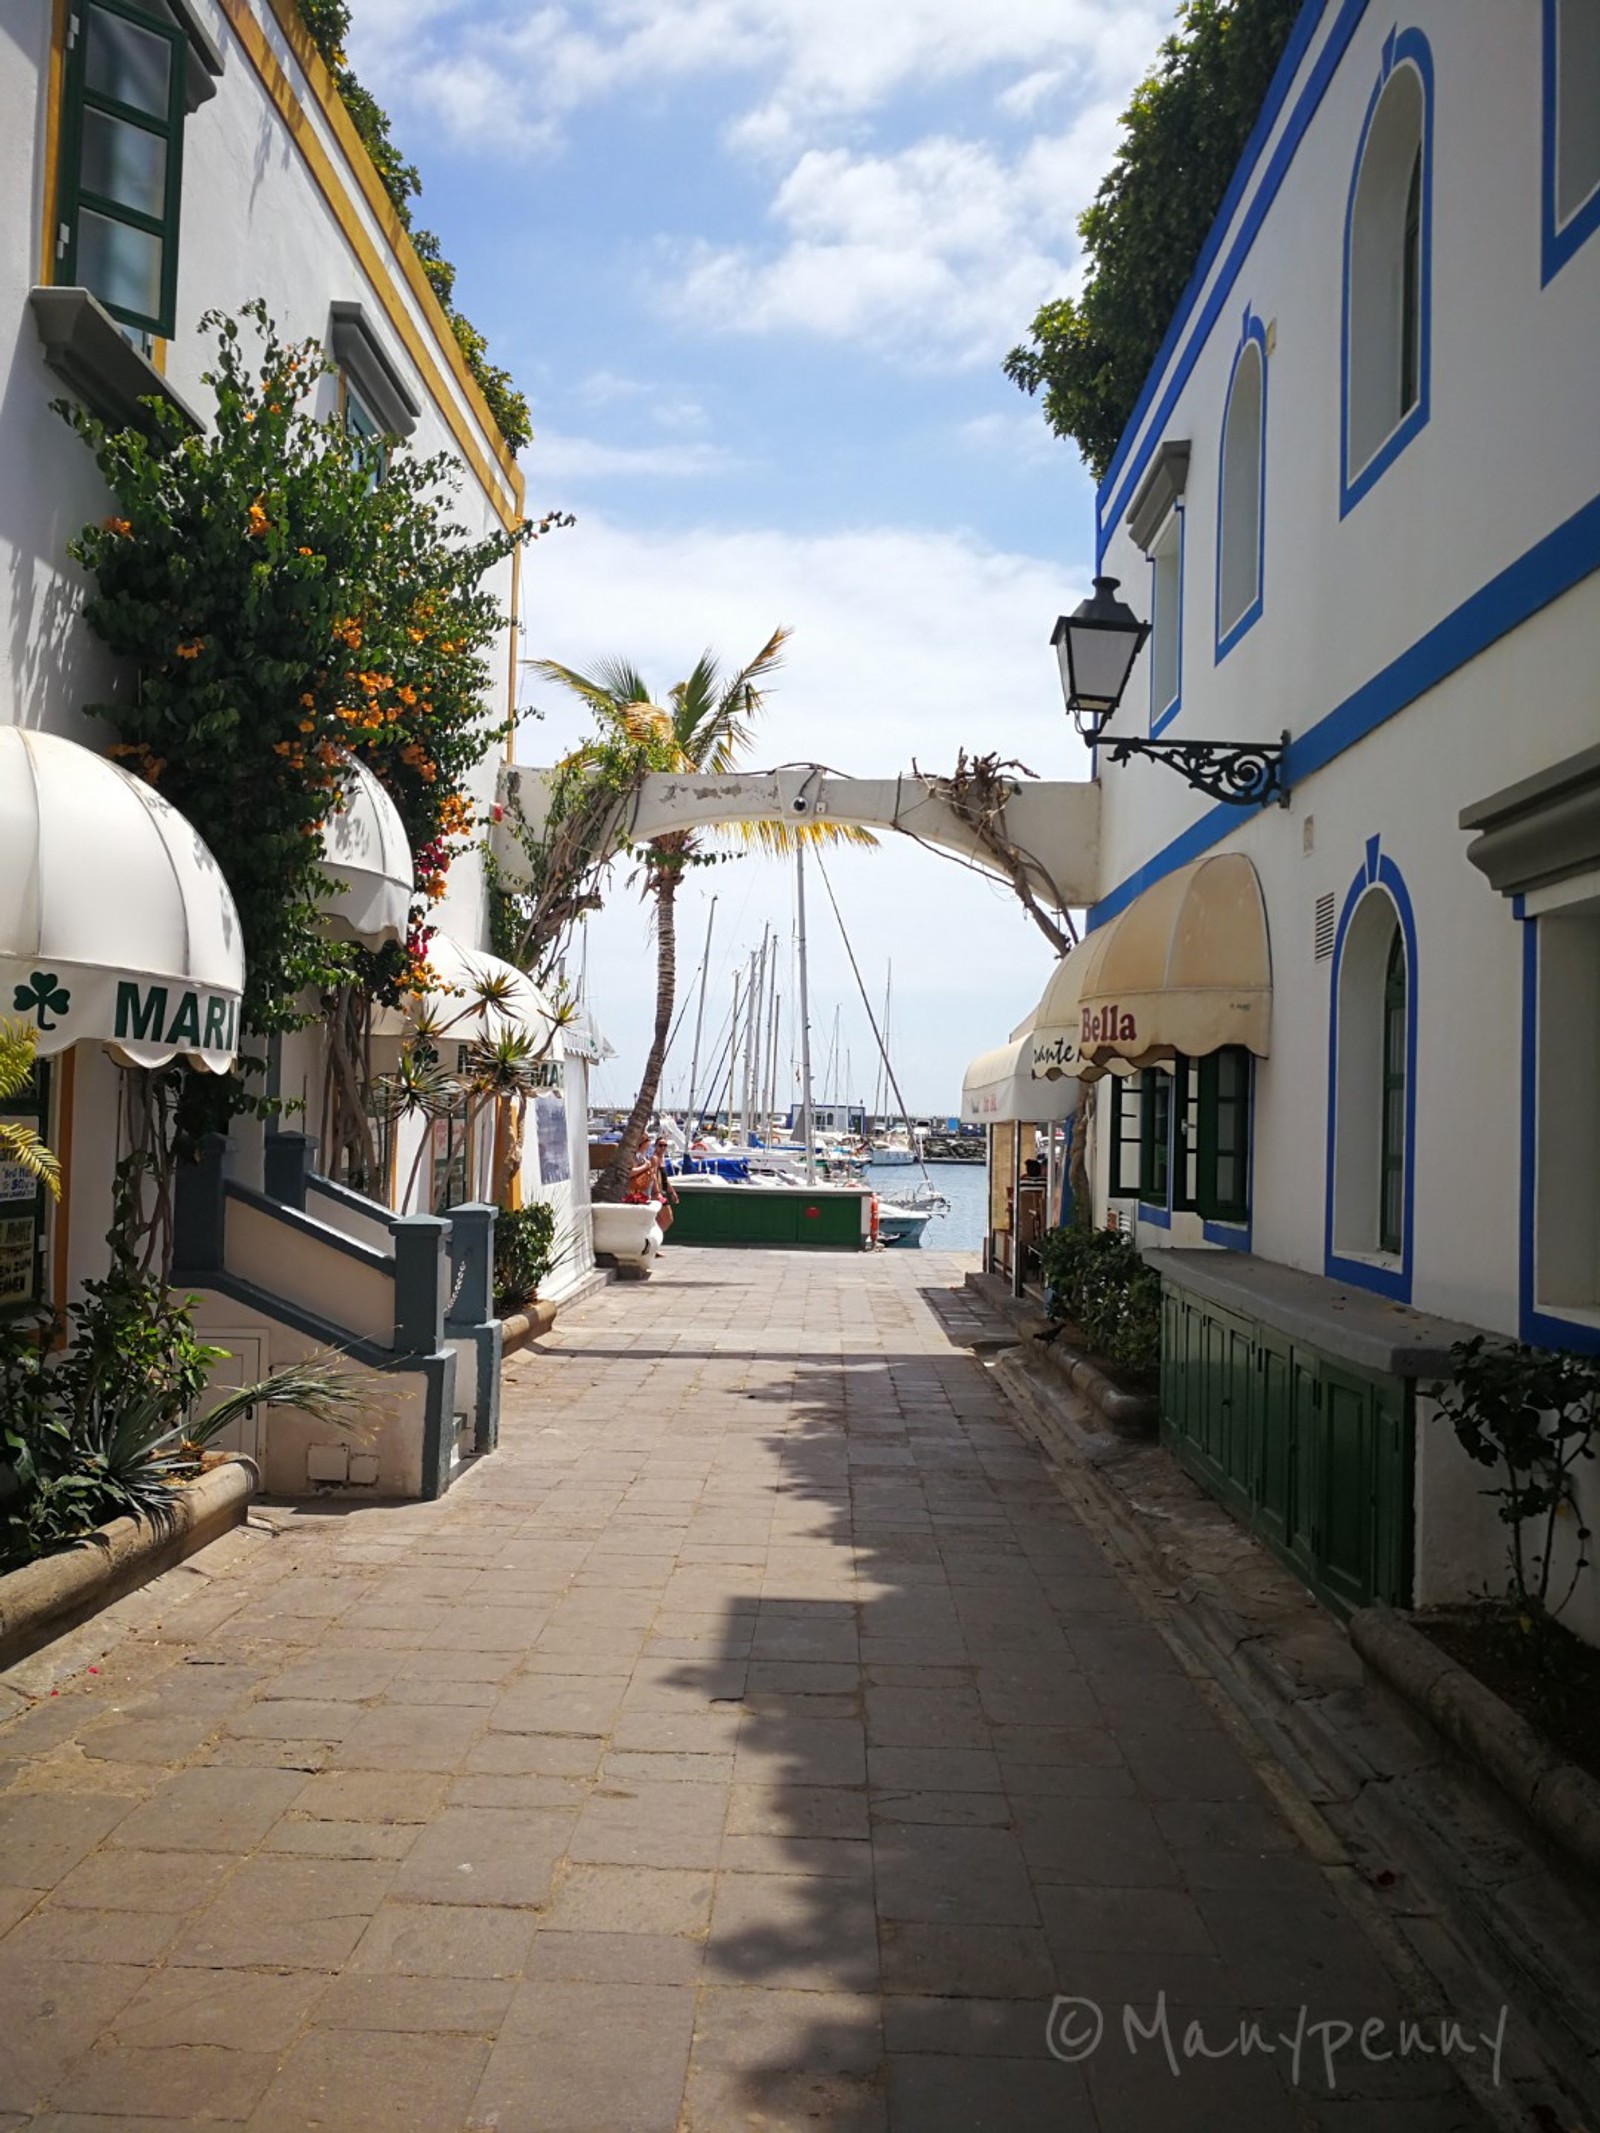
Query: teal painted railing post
[
  {"left": 263, "top": 1131, "right": 316, "bottom": 1211},
  {"left": 391, "top": 1214, "right": 449, "bottom": 1357},
  {"left": 444, "top": 1202, "right": 497, "bottom": 1330}
]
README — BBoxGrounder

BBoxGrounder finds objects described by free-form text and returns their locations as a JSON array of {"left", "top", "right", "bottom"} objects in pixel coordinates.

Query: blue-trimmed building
[{"left": 1066, "top": 0, "right": 1600, "bottom": 1632}]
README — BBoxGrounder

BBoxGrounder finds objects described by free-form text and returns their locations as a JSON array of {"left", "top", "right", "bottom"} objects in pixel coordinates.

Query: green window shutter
[
  {"left": 58, "top": 0, "right": 187, "bottom": 339},
  {"left": 1196, "top": 1046, "right": 1251, "bottom": 1223},
  {"left": 1139, "top": 1067, "right": 1171, "bottom": 1205},
  {"left": 1109, "top": 1074, "right": 1141, "bottom": 1198},
  {"left": 1170, "top": 1056, "right": 1199, "bottom": 1211}
]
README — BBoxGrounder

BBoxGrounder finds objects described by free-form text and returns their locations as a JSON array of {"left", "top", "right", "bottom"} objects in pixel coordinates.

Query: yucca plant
[{"left": 0, "top": 1020, "right": 61, "bottom": 1200}]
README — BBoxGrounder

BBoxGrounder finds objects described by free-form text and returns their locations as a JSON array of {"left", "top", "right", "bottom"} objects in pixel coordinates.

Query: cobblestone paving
[{"left": 0, "top": 1250, "right": 1493, "bottom": 2130}]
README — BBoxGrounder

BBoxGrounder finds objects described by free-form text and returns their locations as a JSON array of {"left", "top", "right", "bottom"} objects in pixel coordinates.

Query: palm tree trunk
[{"left": 595, "top": 850, "right": 679, "bottom": 1203}]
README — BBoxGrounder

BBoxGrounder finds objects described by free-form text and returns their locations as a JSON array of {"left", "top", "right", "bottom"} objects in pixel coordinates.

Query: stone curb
[
  {"left": 500, "top": 1298, "right": 559, "bottom": 1355},
  {"left": 1350, "top": 1603, "right": 1600, "bottom": 1884},
  {"left": 0, "top": 1458, "right": 255, "bottom": 1670},
  {"left": 964, "top": 1269, "right": 1158, "bottom": 1435}
]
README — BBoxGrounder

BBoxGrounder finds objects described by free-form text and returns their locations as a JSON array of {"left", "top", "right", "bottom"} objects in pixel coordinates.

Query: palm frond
[
  {"left": 528, "top": 657, "right": 652, "bottom": 717},
  {"left": 187, "top": 1353, "right": 369, "bottom": 1451},
  {"left": 0, "top": 1121, "right": 62, "bottom": 1200}
]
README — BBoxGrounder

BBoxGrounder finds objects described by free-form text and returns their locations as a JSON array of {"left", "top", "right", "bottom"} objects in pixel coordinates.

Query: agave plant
[
  {"left": 3, "top": 1350, "right": 367, "bottom": 1564},
  {"left": 0, "top": 1020, "right": 61, "bottom": 1200}
]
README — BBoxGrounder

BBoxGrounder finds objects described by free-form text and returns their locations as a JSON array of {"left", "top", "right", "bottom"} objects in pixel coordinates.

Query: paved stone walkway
[{"left": 0, "top": 1250, "right": 1493, "bottom": 2130}]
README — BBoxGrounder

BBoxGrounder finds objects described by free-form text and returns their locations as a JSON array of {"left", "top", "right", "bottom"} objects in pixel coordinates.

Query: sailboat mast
[
  {"left": 684, "top": 894, "right": 716, "bottom": 1132},
  {"left": 795, "top": 845, "right": 816, "bottom": 1183}
]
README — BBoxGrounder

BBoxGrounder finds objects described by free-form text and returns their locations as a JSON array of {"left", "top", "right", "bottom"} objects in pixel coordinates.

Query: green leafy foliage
[
  {"left": 292, "top": 0, "right": 532, "bottom": 451},
  {"left": 1433, "top": 1336, "right": 1599, "bottom": 1619},
  {"left": 0, "top": 1021, "right": 60, "bottom": 1200},
  {"left": 494, "top": 1201, "right": 557, "bottom": 1314},
  {"left": 1037, "top": 1223, "right": 1162, "bottom": 1385},
  {"left": 61, "top": 303, "right": 545, "bottom": 1112},
  {"left": 0, "top": 1157, "right": 363, "bottom": 1565},
  {"left": 1004, "top": 0, "right": 1303, "bottom": 479}
]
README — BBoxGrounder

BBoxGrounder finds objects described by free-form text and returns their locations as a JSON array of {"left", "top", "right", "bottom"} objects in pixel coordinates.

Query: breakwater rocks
[{"left": 921, "top": 1133, "right": 985, "bottom": 1163}]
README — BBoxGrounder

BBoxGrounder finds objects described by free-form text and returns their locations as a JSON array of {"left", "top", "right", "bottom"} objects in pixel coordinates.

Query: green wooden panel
[
  {"left": 669, "top": 1187, "right": 865, "bottom": 1250},
  {"left": 1158, "top": 1283, "right": 1415, "bottom": 1616}
]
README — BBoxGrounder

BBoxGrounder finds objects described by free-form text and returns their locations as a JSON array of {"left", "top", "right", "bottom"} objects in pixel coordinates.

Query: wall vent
[{"left": 1314, "top": 891, "right": 1337, "bottom": 960}]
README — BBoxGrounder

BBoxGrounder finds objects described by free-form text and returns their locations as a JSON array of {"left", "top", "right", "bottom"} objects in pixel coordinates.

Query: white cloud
[
  {"left": 663, "top": 116, "right": 1115, "bottom": 366},
  {"left": 513, "top": 510, "right": 1095, "bottom": 1111},
  {"left": 525, "top": 430, "right": 741, "bottom": 480},
  {"left": 351, "top": 0, "right": 1171, "bottom": 162}
]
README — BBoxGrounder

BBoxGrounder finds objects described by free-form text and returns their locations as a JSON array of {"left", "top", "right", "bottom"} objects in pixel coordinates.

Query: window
[
  {"left": 1379, "top": 928, "right": 1407, "bottom": 1253},
  {"left": 1109, "top": 1054, "right": 1250, "bottom": 1222},
  {"left": 1544, "top": 0, "right": 1600, "bottom": 281},
  {"left": 1342, "top": 34, "right": 1432, "bottom": 512},
  {"left": 1149, "top": 508, "right": 1183, "bottom": 732},
  {"left": 1109, "top": 1073, "right": 1142, "bottom": 1198},
  {"left": 1216, "top": 322, "right": 1266, "bottom": 656},
  {"left": 1533, "top": 905, "right": 1600, "bottom": 1316},
  {"left": 1327, "top": 867, "right": 1414, "bottom": 1297},
  {"left": 342, "top": 377, "right": 388, "bottom": 482},
  {"left": 0, "top": 1059, "right": 54, "bottom": 1314},
  {"left": 57, "top": 0, "right": 188, "bottom": 339}
]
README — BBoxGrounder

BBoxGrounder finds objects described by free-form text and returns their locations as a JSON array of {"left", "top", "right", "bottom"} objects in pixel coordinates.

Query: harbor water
[{"left": 865, "top": 1158, "right": 986, "bottom": 1253}]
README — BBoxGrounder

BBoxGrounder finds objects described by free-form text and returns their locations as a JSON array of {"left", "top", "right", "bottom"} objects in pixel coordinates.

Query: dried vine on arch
[{"left": 912, "top": 751, "right": 1077, "bottom": 957}]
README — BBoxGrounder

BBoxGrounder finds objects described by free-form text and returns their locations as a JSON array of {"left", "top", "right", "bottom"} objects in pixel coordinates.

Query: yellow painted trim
[
  {"left": 214, "top": 0, "right": 524, "bottom": 532},
  {"left": 505, "top": 541, "right": 522, "bottom": 750},
  {"left": 39, "top": 0, "right": 69, "bottom": 285}
]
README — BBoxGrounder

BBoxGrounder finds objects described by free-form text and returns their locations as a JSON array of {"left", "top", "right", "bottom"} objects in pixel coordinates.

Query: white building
[
  {"left": 1, "top": 0, "right": 591, "bottom": 1496},
  {"left": 1033, "top": 0, "right": 1600, "bottom": 1632}
]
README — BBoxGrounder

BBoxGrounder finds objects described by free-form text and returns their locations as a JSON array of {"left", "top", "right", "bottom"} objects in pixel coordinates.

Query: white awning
[
  {"left": 318, "top": 756, "right": 414, "bottom": 948},
  {"left": 962, "top": 1034, "right": 1078, "bottom": 1125},
  {"left": 415, "top": 932, "right": 562, "bottom": 1059},
  {"left": 0, "top": 727, "right": 244, "bottom": 1072}
]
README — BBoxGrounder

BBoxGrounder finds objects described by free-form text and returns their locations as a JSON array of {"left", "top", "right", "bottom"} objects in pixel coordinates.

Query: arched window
[
  {"left": 1342, "top": 32, "right": 1433, "bottom": 513},
  {"left": 1216, "top": 316, "right": 1266, "bottom": 657},
  {"left": 1543, "top": 0, "right": 1600, "bottom": 281},
  {"left": 1326, "top": 848, "right": 1417, "bottom": 1300},
  {"left": 1379, "top": 926, "right": 1407, "bottom": 1254}
]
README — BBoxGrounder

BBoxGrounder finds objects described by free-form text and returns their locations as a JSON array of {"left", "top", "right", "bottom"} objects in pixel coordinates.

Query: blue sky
[{"left": 352, "top": 0, "right": 1177, "bottom": 1113}]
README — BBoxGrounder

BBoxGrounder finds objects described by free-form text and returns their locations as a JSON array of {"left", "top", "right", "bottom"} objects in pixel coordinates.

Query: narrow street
[{"left": 0, "top": 1252, "right": 1489, "bottom": 2131}]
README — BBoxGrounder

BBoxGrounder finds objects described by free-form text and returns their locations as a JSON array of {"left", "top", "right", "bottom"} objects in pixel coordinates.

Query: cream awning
[
  {"left": 318, "top": 756, "right": 414, "bottom": 948},
  {"left": 1028, "top": 952, "right": 1089, "bottom": 1080},
  {"left": 415, "top": 932, "right": 562, "bottom": 1060},
  {"left": 1, "top": 727, "right": 244, "bottom": 1072},
  {"left": 962, "top": 1034, "right": 1077, "bottom": 1124},
  {"left": 1073, "top": 851, "right": 1271, "bottom": 1075}
]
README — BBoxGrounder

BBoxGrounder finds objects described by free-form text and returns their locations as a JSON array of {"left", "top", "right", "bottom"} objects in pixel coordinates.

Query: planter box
[
  {"left": 591, "top": 1203, "right": 662, "bottom": 1271},
  {"left": 0, "top": 1458, "right": 256, "bottom": 1670}
]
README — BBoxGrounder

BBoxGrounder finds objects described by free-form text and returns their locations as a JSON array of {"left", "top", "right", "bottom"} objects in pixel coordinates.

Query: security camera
[{"left": 792, "top": 797, "right": 809, "bottom": 814}]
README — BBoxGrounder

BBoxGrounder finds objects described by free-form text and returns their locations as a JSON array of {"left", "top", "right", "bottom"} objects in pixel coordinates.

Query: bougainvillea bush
[{"left": 61, "top": 303, "right": 565, "bottom": 1119}]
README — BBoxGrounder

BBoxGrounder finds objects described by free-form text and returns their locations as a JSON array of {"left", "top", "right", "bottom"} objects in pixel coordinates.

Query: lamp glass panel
[{"left": 1069, "top": 623, "right": 1140, "bottom": 709}]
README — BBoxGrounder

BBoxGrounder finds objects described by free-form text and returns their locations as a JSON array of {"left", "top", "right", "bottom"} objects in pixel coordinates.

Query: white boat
[
  {"left": 869, "top": 1135, "right": 916, "bottom": 1166},
  {"left": 876, "top": 1201, "right": 933, "bottom": 1246}
]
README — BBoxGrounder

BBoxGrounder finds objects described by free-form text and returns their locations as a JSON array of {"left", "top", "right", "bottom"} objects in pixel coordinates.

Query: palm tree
[
  {"left": 0, "top": 1021, "right": 60, "bottom": 1200},
  {"left": 529, "top": 630, "right": 873, "bottom": 1202}
]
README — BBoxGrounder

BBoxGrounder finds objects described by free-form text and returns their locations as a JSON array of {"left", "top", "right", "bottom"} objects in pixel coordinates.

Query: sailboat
[{"left": 868, "top": 966, "right": 917, "bottom": 1164}]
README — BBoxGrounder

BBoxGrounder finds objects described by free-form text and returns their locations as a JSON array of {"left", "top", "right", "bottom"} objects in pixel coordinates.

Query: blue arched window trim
[
  {"left": 1340, "top": 26, "right": 1435, "bottom": 518},
  {"left": 1323, "top": 836, "right": 1419, "bottom": 1301},
  {"left": 1215, "top": 307, "right": 1268, "bottom": 663},
  {"left": 1542, "top": 0, "right": 1600, "bottom": 284}
]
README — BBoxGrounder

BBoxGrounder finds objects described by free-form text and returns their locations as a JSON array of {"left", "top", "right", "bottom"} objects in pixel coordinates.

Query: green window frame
[
  {"left": 1124, "top": 1051, "right": 1251, "bottom": 1222},
  {"left": 343, "top": 376, "right": 389, "bottom": 483},
  {"left": 57, "top": 0, "right": 187, "bottom": 338},
  {"left": 1198, "top": 1047, "right": 1251, "bottom": 1224},
  {"left": 1400, "top": 146, "right": 1423, "bottom": 417},
  {"left": 1139, "top": 1067, "right": 1171, "bottom": 1206},
  {"left": 1109, "top": 1073, "right": 1142, "bottom": 1198},
  {"left": 1380, "top": 929, "right": 1406, "bottom": 1254}
]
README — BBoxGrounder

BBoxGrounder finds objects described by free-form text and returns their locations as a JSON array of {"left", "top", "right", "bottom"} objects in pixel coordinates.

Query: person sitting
[{"left": 650, "top": 1136, "right": 679, "bottom": 1240}]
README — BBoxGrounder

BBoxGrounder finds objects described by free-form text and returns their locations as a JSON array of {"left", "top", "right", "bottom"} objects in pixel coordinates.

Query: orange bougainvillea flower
[
  {"left": 298, "top": 718, "right": 315, "bottom": 734},
  {"left": 246, "top": 499, "right": 270, "bottom": 536},
  {"left": 175, "top": 639, "right": 203, "bottom": 660},
  {"left": 101, "top": 516, "right": 132, "bottom": 537},
  {"left": 298, "top": 546, "right": 314, "bottom": 557},
  {"left": 300, "top": 692, "right": 315, "bottom": 707},
  {"left": 331, "top": 617, "right": 362, "bottom": 649}
]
